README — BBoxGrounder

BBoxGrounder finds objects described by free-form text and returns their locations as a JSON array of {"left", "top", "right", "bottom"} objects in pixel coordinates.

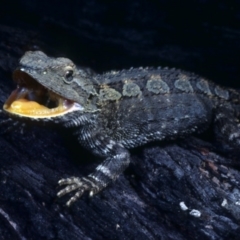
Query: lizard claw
[
  {"left": 58, "top": 177, "right": 82, "bottom": 186},
  {"left": 57, "top": 176, "right": 102, "bottom": 206}
]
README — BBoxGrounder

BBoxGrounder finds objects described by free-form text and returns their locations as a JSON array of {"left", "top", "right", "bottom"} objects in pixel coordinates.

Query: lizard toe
[
  {"left": 57, "top": 183, "right": 84, "bottom": 198},
  {"left": 66, "top": 190, "right": 85, "bottom": 206},
  {"left": 58, "top": 177, "right": 81, "bottom": 185}
]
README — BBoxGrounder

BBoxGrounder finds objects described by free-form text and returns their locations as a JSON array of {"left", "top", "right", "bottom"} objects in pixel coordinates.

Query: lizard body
[{"left": 3, "top": 51, "right": 240, "bottom": 206}]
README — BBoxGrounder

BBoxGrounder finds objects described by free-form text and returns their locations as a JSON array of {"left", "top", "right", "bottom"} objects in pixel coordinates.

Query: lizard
[{"left": 2, "top": 50, "right": 240, "bottom": 206}]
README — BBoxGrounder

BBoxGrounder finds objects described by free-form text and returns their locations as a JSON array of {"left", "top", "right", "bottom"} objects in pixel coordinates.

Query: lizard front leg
[{"left": 57, "top": 134, "right": 130, "bottom": 206}]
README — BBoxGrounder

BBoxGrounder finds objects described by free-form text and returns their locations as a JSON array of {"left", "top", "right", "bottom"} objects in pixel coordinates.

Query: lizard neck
[{"left": 56, "top": 110, "right": 98, "bottom": 129}]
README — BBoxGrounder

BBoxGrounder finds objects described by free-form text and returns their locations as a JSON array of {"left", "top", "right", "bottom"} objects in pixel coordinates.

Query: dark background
[
  {"left": 1, "top": 0, "right": 240, "bottom": 85},
  {"left": 0, "top": 1, "right": 240, "bottom": 239}
]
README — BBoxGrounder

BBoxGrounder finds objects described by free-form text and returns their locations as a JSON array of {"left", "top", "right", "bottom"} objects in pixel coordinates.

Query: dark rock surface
[{"left": 0, "top": 1, "right": 240, "bottom": 239}]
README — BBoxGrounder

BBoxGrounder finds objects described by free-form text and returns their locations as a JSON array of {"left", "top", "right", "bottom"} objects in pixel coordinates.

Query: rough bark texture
[{"left": 0, "top": 1, "right": 240, "bottom": 239}]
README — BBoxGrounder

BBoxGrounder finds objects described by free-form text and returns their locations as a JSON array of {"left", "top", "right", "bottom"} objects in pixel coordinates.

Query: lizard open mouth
[{"left": 3, "top": 70, "right": 80, "bottom": 118}]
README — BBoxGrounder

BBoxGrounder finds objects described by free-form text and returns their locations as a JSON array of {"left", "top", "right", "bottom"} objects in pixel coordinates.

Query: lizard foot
[{"left": 57, "top": 176, "right": 105, "bottom": 206}]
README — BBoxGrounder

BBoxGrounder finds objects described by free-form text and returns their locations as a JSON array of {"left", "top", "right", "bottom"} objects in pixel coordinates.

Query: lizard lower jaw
[{"left": 3, "top": 86, "right": 82, "bottom": 119}]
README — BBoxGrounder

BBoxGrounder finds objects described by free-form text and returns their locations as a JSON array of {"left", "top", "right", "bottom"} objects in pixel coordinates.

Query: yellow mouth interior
[
  {"left": 9, "top": 98, "right": 51, "bottom": 113},
  {"left": 3, "top": 86, "right": 75, "bottom": 118}
]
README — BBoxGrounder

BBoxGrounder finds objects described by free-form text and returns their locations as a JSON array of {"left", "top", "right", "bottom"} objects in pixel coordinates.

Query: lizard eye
[{"left": 64, "top": 67, "right": 74, "bottom": 83}]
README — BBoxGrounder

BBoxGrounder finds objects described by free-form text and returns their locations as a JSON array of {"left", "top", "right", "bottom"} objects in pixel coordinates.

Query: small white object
[
  {"left": 179, "top": 201, "right": 188, "bottom": 211},
  {"left": 189, "top": 209, "right": 201, "bottom": 218},
  {"left": 235, "top": 201, "right": 240, "bottom": 206},
  {"left": 221, "top": 199, "right": 228, "bottom": 207}
]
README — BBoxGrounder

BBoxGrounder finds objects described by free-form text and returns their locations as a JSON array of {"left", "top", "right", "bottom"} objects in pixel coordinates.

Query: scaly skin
[{"left": 3, "top": 51, "right": 240, "bottom": 206}]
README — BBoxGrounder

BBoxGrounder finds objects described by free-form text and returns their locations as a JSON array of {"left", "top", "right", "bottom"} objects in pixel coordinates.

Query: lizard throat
[{"left": 3, "top": 71, "right": 83, "bottom": 119}]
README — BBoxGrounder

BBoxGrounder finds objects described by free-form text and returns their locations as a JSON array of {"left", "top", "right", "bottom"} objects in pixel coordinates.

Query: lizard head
[{"left": 3, "top": 51, "right": 98, "bottom": 120}]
